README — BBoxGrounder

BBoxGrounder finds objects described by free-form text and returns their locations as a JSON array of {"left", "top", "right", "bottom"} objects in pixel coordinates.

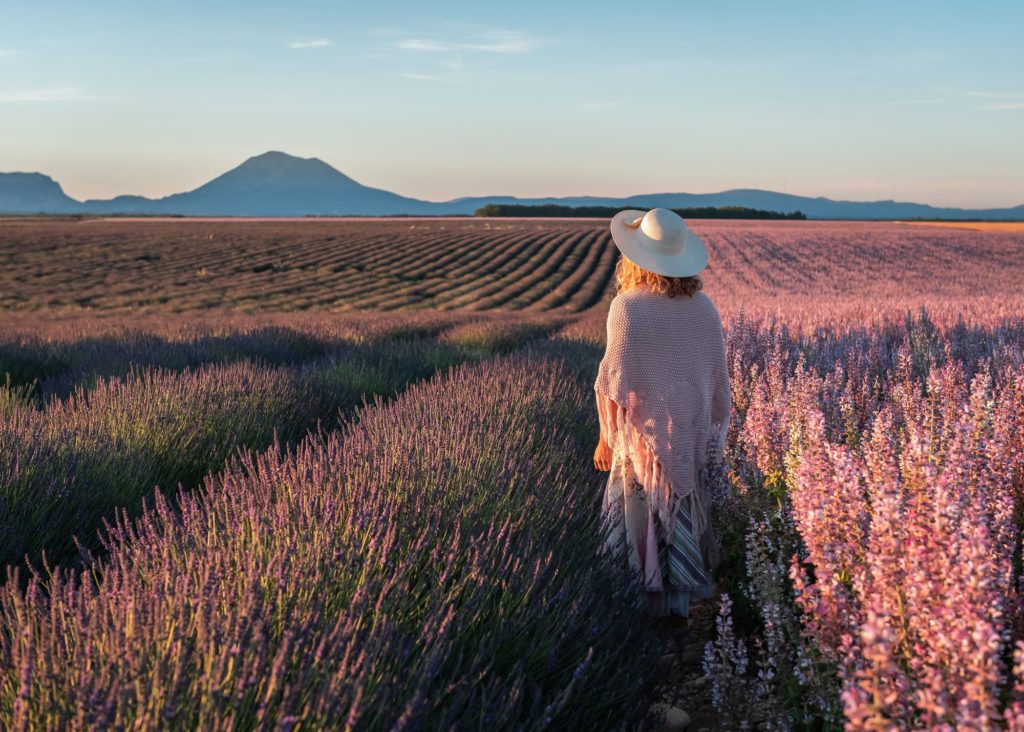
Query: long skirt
[{"left": 599, "top": 448, "right": 713, "bottom": 617}]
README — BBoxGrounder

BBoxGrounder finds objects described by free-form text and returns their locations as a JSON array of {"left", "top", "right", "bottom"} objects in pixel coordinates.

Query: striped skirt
[{"left": 599, "top": 449, "right": 713, "bottom": 617}]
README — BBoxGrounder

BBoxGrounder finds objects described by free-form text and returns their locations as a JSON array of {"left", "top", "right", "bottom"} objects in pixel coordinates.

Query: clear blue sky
[{"left": 1, "top": 0, "right": 1021, "bottom": 207}]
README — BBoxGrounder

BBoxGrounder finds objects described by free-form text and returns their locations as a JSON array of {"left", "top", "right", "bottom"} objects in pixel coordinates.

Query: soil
[{"left": 647, "top": 598, "right": 722, "bottom": 731}]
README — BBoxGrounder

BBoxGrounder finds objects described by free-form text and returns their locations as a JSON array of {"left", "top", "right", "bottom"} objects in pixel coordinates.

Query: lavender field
[{"left": 2, "top": 219, "right": 1024, "bottom": 729}]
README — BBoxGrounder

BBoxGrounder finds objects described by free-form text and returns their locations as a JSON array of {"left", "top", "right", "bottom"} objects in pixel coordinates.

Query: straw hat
[{"left": 609, "top": 208, "right": 708, "bottom": 277}]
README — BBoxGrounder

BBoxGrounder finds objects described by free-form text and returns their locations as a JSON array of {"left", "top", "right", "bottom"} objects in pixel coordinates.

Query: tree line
[{"left": 474, "top": 203, "right": 807, "bottom": 220}]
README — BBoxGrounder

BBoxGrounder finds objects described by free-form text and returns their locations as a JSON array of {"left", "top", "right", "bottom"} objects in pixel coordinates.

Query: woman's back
[{"left": 602, "top": 285, "right": 729, "bottom": 447}]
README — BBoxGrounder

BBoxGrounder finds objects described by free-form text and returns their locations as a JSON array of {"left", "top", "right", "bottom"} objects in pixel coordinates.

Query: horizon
[
  {"left": 7, "top": 149, "right": 1024, "bottom": 211},
  {"left": 2, "top": 1, "right": 1022, "bottom": 208}
]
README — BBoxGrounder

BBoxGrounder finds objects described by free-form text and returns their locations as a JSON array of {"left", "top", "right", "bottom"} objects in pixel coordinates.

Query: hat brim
[{"left": 609, "top": 209, "right": 708, "bottom": 278}]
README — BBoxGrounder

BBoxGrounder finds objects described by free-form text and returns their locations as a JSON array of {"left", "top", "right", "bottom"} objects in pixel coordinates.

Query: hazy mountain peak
[
  {"left": 210, "top": 150, "right": 359, "bottom": 189},
  {"left": 250, "top": 150, "right": 303, "bottom": 162},
  {"left": 241, "top": 150, "right": 329, "bottom": 171}
]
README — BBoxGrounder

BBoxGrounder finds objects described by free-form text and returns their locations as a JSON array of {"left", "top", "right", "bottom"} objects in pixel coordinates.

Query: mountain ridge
[{"left": 2, "top": 151, "right": 1022, "bottom": 220}]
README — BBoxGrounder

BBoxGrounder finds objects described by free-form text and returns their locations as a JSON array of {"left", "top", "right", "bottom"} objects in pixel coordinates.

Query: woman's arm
[
  {"left": 594, "top": 296, "right": 625, "bottom": 472},
  {"left": 710, "top": 321, "right": 731, "bottom": 450},
  {"left": 594, "top": 390, "right": 614, "bottom": 471}
]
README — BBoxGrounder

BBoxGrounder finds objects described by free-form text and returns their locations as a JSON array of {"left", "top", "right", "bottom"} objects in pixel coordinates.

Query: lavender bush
[
  {"left": 1, "top": 350, "right": 656, "bottom": 730},
  {"left": 703, "top": 310, "right": 1024, "bottom": 729},
  {"left": 0, "top": 310, "right": 554, "bottom": 401},
  {"left": 0, "top": 326, "right": 559, "bottom": 573}
]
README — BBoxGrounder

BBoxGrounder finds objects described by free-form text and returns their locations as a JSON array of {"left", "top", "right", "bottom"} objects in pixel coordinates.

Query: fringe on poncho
[{"left": 594, "top": 286, "right": 731, "bottom": 551}]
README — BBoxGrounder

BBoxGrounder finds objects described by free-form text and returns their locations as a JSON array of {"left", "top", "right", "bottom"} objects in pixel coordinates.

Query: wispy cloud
[
  {"left": 394, "top": 30, "right": 544, "bottom": 55},
  {"left": 964, "top": 90, "right": 1024, "bottom": 111},
  {"left": 983, "top": 102, "right": 1024, "bottom": 111},
  {"left": 0, "top": 49, "right": 14, "bottom": 60},
  {"left": 0, "top": 87, "right": 105, "bottom": 103},
  {"left": 381, "top": 27, "right": 556, "bottom": 85},
  {"left": 966, "top": 90, "right": 1024, "bottom": 98},
  {"left": 395, "top": 38, "right": 452, "bottom": 52},
  {"left": 288, "top": 39, "right": 330, "bottom": 49}
]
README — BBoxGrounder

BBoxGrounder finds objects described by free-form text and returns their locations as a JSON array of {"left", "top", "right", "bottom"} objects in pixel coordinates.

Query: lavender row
[
  {"left": 0, "top": 308, "right": 577, "bottom": 573},
  {"left": 0, "top": 310, "right": 571, "bottom": 400},
  {"left": 1, "top": 350, "right": 656, "bottom": 730},
  {"left": 0, "top": 337, "right": 481, "bottom": 574}
]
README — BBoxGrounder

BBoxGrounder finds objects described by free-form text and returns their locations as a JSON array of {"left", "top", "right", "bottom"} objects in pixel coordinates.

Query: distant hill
[
  {"left": 78, "top": 151, "right": 440, "bottom": 216},
  {"left": 2, "top": 151, "right": 1023, "bottom": 219},
  {"left": 0, "top": 173, "right": 80, "bottom": 214}
]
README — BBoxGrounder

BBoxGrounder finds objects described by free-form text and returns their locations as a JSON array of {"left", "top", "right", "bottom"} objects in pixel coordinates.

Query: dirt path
[{"left": 648, "top": 598, "right": 722, "bottom": 730}]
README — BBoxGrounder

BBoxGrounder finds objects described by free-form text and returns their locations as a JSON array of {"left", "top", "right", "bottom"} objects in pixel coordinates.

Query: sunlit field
[
  {"left": 2, "top": 218, "right": 1024, "bottom": 729},
  {"left": 4, "top": 218, "right": 1024, "bottom": 323},
  {"left": 899, "top": 220, "right": 1024, "bottom": 233}
]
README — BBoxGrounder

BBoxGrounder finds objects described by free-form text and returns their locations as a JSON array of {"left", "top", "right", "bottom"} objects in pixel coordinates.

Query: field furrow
[{"left": 3, "top": 218, "right": 1024, "bottom": 321}]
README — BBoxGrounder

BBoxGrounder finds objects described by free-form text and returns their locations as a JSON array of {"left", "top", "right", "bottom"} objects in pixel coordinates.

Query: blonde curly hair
[{"left": 614, "top": 255, "right": 703, "bottom": 298}]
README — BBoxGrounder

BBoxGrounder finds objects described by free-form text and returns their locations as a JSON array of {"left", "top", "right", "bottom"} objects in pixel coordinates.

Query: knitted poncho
[{"left": 594, "top": 286, "right": 731, "bottom": 545}]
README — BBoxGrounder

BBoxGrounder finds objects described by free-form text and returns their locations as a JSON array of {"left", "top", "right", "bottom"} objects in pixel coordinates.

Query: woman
[{"left": 593, "top": 207, "right": 730, "bottom": 643}]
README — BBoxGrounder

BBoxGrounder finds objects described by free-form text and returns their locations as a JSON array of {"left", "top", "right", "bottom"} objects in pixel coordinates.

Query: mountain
[
  {"left": 1, "top": 151, "right": 1022, "bottom": 219},
  {"left": 81, "top": 151, "right": 440, "bottom": 216},
  {"left": 79, "top": 194, "right": 159, "bottom": 214},
  {"left": 0, "top": 173, "right": 81, "bottom": 214}
]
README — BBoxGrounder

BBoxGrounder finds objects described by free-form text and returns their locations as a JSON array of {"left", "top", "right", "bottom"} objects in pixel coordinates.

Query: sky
[{"left": 1, "top": 0, "right": 1022, "bottom": 208}]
